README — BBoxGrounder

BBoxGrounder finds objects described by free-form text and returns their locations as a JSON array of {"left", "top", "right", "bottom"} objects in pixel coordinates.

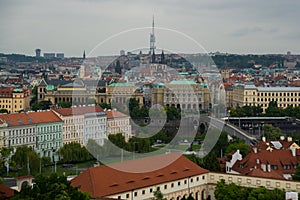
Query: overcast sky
[{"left": 0, "top": 0, "right": 300, "bottom": 57}]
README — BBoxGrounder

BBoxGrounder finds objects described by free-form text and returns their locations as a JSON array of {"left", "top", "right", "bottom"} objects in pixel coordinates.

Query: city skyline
[{"left": 0, "top": 0, "right": 300, "bottom": 56}]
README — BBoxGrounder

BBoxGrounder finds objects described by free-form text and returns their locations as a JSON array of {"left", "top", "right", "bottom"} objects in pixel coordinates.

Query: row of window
[
  {"left": 9, "top": 136, "right": 35, "bottom": 145},
  {"left": 8, "top": 128, "right": 35, "bottom": 136},
  {"left": 120, "top": 175, "right": 206, "bottom": 199},
  {"left": 257, "top": 92, "right": 300, "bottom": 97},
  {"left": 0, "top": 99, "right": 23, "bottom": 103},
  {"left": 37, "top": 125, "right": 61, "bottom": 133},
  {"left": 38, "top": 133, "right": 61, "bottom": 141}
]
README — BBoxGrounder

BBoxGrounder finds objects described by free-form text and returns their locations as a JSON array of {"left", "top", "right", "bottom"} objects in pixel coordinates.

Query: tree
[
  {"left": 265, "top": 101, "right": 283, "bottom": 117},
  {"left": 152, "top": 188, "right": 166, "bottom": 200},
  {"left": 99, "top": 103, "right": 111, "bottom": 109},
  {"left": 214, "top": 179, "right": 285, "bottom": 200},
  {"left": 263, "top": 124, "right": 282, "bottom": 140},
  {"left": 0, "top": 109, "right": 8, "bottom": 113},
  {"left": 57, "top": 101, "right": 72, "bottom": 108},
  {"left": 226, "top": 142, "right": 250, "bottom": 157},
  {"left": 11, "top": 173, "right": 90, "bottom": 200},
  {"left": 57, "top": 142, "right": 93, "bottom": 163},
  {"left": 11, "top": 146, "right": 41, "bottom": 175},
  {"left": 203, "top": 151, "right": 221, "bottom": 172},
  {"left": 108, "top": 133, "right": 128, "bottom": 150}
]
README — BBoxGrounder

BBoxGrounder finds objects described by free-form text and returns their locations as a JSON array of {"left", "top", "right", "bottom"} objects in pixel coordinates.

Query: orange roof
[
  {"left": 232, "top": 148, "right": 300, "bottom": 177},
  {"left": 71, "top": 153, "right": 209, "bottom": 198},
  {"left": 0, "top": 111, "right": 62, "bottom": 127},
  {"left": 0, "top": 184, "right": 15, "bottom": 199},
  {"left": 245, "top": 168, "right": 285, "bottom": 180},
  {"left": 105, "top": 110, "right": 128, "bottom": 119},
  {"left": 53, "top": 105, "right": 104, "bottom": 116}
]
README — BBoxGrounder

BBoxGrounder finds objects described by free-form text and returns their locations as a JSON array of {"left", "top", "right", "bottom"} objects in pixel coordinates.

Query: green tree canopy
[
  {"left": 263, "top": 124, "right": 282, "bottom": 140},
  {"left": 57, "top": 142, "right": 93, "bottom": 163},
  {"left": 11, "top": 145, "right": 41, "bottom": 175},
  {"left": 214, "top": 179, "right": 285, "bottom": 200},
  {"left": 11, "top": 173, "right": 90, "bottom": 200}
]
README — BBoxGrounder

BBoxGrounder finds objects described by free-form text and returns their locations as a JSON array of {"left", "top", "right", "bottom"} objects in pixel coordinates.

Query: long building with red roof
[{"left": 71, "top": 153, "right": 209, "bottom": 200}]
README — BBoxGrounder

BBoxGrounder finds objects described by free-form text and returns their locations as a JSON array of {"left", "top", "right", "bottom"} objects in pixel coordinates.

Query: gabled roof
[
  {"left": 71, "top": 153, "right": 209, "bottom": 198},
  {"left": 52, "top": 105, "right": 104, "bottom": 117}
]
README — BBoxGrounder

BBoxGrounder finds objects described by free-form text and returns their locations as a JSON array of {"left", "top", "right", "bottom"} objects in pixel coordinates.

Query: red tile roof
[
  {"left": 105, "top": 110, "right": 128, "bottom": 119},
  {"left": 52, "top": 105, "right": 104, "bottom": 116},
  {"left": 232, "top": 148, "right": 300, "bottom": 179},
  {"left": 0, "top": 111, "right": 62, "bottom": 127},
  {"left": 0, "top": 184, "right": 15, "bottom": 199},
  {"left": 71, "top": 153, "right": 209, "bottom": 198},
  {"left": 245, "top": 168, "right": 285, "bottom": 180}
]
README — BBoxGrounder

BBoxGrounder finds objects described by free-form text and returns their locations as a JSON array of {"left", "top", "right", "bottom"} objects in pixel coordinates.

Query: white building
[{"left": 105, "top": 109, "right": 132, "bottom": 141}]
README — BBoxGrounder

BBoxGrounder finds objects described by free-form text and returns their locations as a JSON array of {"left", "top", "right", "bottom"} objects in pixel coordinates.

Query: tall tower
[
  {"left": 83, "top": 50, "right": 86, "bottom": 59},
  {"left": 150, "top": 16, "right": 156, "bottom": 63},
  {"left": 35, "top": 49, "right": 41, "bottom": 58}
]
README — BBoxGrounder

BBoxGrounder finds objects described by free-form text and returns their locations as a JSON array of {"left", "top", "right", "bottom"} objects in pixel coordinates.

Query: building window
[
  {"left": 142, "top": 190, "right": 145, "bottom": 195},
  {"left": 126, "top": 194, "right": 129, "bottom": 198},
  {"left": 134, "top": 192, "right": 137, "bottom": 197},
  {"left": 150, "top": 188, "right": 153, "bottom": 193},
  {"left": 171, "top": 183, "right": 174, "bottom": 188},
  {"left": 164, "top": 185, "right": 167, "bottom": 189},
  {"left": 178, "top": 181, "right": 181, "bottom": 186}
]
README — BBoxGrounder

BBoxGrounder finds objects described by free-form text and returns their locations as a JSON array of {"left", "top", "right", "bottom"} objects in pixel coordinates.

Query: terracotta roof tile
[
  {"left": 0, "top": 111, "right": 62, "bottom": 127},
  {"left": 105, "top": 110, "right": 128, "bottom": 119},
  {"left": 71, "top": 153, "right": 209, "bottom": 198},
  {"left": 232, "top": 149, "right": 300, "bottom": 178},
  {"left": 0, "top": 184, "right": 15, "bottom": 199},
  {"left": 53, "top": 105, "right": 104, "bottom": 116}
]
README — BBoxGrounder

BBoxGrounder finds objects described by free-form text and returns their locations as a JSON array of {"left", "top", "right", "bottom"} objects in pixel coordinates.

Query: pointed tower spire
[
  {"left": 150, "top": 16, "right": 156, "bottom": 63},
  {"left": 83, "top": 50, "right": 86, "bottom": 59}
]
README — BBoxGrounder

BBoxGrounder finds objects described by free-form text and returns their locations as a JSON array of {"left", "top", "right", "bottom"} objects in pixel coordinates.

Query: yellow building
[
  {"left": 38, "top": 79, "right": 92, "bottom": 105},
  {"left": 233, "top": 83, "right": 300, "bottom": 112},
  {"left": 96, "top": 82, "right": 143, "bottom": 107},
  {"left": 0, "top": 87, "right": 30, "bottom": 113},
  {"left": 151, "top": 80, "right": 210, "bottom": 110}
]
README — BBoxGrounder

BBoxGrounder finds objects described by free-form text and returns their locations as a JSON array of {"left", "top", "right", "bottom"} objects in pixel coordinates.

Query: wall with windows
[{"left": 36, "top": 122, "right": 63, "bottom": 160}]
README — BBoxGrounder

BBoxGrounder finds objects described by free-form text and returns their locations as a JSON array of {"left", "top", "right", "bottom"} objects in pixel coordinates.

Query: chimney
[
  {"left": 253, "top": 147, "right": 257, "bottom": 154},
  {"left": 288, "top": 137, "right": 293, "bottom": 142},
  {"left": 292, "top": 147, "right": 296, "bottom": 157},
  {"left": 267, "top": 164, "right": 271, "bottom": 172},
  {"left": 280, "top": 136, "right": 285, "bottom": 141},
  {"left": 261, "top": 164, "right": 266, "bottom": 172},
  {"left": 262, "top": 137, "right": 266, "bottom": 142}
]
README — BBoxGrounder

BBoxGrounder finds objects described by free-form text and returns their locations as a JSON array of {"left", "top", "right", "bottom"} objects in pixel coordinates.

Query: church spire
[{"left": 83, "top": 50, "right": 86, "bottom": 59}]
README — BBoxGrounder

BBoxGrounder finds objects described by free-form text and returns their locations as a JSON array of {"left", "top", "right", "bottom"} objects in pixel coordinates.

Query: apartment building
[
  {"left": 105, "top": 109, "right": 132, "bottom": 141},
  {"left": 0, "top": 110, "right": 63, "bottom": 160},
  {"left": 0, "top": 87, "right": 30, "bottom": 113},
  {"left": 52, "top": 105, "right": 106, "bottom": 146}
]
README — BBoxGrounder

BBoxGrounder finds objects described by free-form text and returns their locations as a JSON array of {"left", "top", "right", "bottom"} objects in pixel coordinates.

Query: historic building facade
[
  {"left": 105, "top": 109, "right": 132, "bottom": 141},
  {"left": 53, "top": 105, "right": 106, "bottom": 146},
  {"left": 0, "top": 87, "right": 30, "bottom": 113},
  {"left": 233, "top": 83, "right": 300, "bottom": 112}
]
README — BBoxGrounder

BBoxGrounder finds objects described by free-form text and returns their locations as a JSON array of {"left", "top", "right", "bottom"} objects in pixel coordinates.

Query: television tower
[{"left": 150, "top": 16, "right": 156, "bottom": 63}]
